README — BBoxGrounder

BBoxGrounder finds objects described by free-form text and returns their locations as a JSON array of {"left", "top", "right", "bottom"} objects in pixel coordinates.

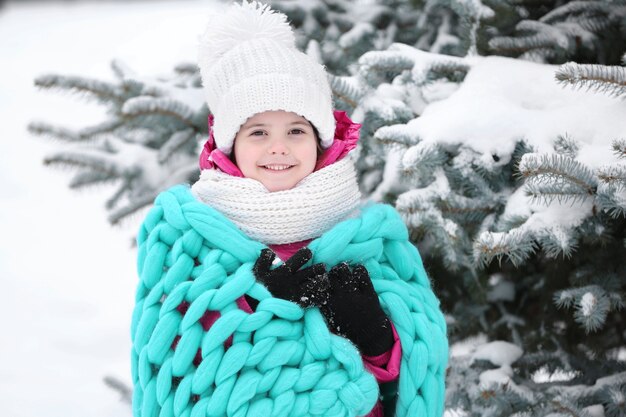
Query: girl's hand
[
  {"left": 321, "top": 263, "right": 394, "bottom": 356},
  {"left": 252, "top": 248, "right": 329, "bottom": 308}
]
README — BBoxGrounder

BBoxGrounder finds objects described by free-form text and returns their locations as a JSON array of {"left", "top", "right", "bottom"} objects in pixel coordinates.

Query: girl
[{"left": 131, "top": 2, "right": 448, "bottom": 417}]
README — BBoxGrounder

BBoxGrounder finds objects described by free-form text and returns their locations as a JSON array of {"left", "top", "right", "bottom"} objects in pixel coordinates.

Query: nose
[{"left": 267, "top": 137, "right": 289, "bottom": 155}]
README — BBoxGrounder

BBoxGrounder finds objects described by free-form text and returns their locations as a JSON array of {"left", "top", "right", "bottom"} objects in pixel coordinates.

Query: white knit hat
[{"left": 197, "top": 1, "right": 336, "bottom": 155}]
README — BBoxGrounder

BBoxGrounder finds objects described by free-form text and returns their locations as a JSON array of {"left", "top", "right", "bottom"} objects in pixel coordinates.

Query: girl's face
[{"left": 233, "top": 110, "right": 319, "bottom": 192}]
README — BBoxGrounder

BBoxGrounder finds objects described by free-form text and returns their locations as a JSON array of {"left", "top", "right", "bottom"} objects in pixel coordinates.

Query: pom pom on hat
[
  {"left": 198, "top": 1, "right": 294, "bottom": 68},
  {"left": 197, "top": 1, "right": 335, "bottom": 155}
]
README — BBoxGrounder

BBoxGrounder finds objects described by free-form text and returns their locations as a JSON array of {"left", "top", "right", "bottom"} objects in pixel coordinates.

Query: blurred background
[{"left": 0, "top": 1, "right": 217, "bottom": 416}]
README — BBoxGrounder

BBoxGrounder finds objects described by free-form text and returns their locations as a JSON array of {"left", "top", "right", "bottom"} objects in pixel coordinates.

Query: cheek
[
  {"left": 298, "top": 139, "right": 319, "bottom": 174},
  {"left": 233, "top": 141, "right": 258, "bottom": 176}
]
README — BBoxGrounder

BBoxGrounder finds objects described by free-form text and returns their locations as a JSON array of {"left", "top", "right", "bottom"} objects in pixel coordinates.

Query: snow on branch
[
  {"left": 34, "top": 74, "right": 125, "bottom": 105},
  {"left": 473, "top": 229, "right": 537, "bottom": 268},
  {"left": 374, "top": 123, "right": 421, "bottom": 147},
  {"left": 554, "top": 283, "right": 624, "bottom": 333},
  {"left": 33, "top": 59, "right": 207, "bottom": 223},
  {"left": 329, "top": 74, "right": 365, "bottom": 109},
  {"left": 121, "top": 96, "right": 196, "bottom": 127}
]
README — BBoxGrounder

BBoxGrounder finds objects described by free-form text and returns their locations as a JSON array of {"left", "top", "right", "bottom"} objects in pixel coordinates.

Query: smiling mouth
[{"left": 261, "top": 164, "right": 295, "bottom": 171}]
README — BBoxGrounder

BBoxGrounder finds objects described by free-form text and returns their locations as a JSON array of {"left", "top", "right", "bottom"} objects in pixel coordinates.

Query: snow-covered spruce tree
[
  {"left": 28, "top": 60, "right": 208, "bottom": 225},
  {"left": 268, "top": 0, "right": 467, "bottom": 75},
  {"left": 489, "top": 0, "right": 626, "bottom": 65},
  {"left": 352, "top": 38, "right": 626, "bottom": 414}
]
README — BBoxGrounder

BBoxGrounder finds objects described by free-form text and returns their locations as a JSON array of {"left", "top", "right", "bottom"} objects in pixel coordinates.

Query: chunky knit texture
[
  {"left": 191, "top": 157, "right": 362, "bottom": 245},
  {"left": 131, "top": 185, "right": 448, "bottom": 417},
  {"left": 197, "top": 1, "right": 335, "bottom": 154}
]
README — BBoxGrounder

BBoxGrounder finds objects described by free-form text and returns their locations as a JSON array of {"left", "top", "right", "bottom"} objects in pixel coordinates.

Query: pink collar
[{"left": 198, "top": 110, "right": 361, "bottom": 175}]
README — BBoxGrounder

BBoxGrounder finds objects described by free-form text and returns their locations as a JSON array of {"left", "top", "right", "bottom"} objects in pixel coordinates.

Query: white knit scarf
[{"left": 191, "top": 157, "right": 362, "bottom": 245}]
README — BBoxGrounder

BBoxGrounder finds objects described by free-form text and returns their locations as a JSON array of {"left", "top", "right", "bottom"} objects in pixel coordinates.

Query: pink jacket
[{"left": 193, "top": 110, "right": 402, "bottom": 416}]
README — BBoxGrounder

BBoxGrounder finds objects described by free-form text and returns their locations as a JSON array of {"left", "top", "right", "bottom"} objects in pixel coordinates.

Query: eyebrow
[{"left": 243, "top": 121, "right": 310, "bottom": 129}]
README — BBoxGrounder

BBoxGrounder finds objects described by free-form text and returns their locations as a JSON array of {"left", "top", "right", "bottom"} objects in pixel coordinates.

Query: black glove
[
  {"left": 321, "top": 263, "right": 394, "bottom": 356},
  {"left": 249, "top": 248, "right": 328, "bottom": 309}
]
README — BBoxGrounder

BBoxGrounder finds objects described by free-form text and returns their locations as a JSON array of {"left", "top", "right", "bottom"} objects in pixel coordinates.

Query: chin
[
  {"left": 260, "top": 177, "right": 300, "bottom": 192},
  {"left": 264, "top": 183, "right": 293, "bottom": 192}
]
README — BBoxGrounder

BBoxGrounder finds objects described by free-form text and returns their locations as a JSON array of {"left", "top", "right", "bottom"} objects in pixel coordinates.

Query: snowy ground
[{"left": 0, "top": 1, "right": 220, "bottom": 416}]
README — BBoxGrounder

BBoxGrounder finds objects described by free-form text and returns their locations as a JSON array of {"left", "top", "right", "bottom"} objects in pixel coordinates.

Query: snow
[
  {"left": 449, "top": 333, "right": 488, "bottom": 358},
  {"left": 472, "top": 340, "right": 523, "bottom": 367},
  {"left": 580, "top": 292, "right": 596, "bottom": 317},
  {"left": 478, "top": 365, "right": 513, "bottom": 387},
  {"left": 382, "top": 46, "right": 626, "bottom": 245},
  {"left": 582, "top": 405, "right": 605, "bottom": 417},
  {"left": 406, "top": 53, "right": 626, "bottom": 164},
  {"left": 0, "top": 1, "right": 217, "bottom": 416},
  {"left": 532, "top": 366, "right": 578, "bottom": 383}
]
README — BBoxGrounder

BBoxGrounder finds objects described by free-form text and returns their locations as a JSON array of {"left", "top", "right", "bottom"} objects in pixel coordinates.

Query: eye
[
  {"left": 250, "top": 130, "right": 266, "bottom": 136},
  {"left": 289, "top": 128, "right": 305, "bottom": 135}
]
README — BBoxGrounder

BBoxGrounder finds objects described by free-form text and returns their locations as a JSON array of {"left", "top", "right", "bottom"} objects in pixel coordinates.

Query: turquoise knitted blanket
[{"left": 131, "top": 185, "right": 448, "bottom": 417}]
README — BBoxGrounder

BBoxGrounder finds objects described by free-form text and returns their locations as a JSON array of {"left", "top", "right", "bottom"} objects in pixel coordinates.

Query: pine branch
[
  {"left": 596, "top": 164, "right": 626, "bottom": 188},
  {"left": 401, "top": 209, "right": 470, "bottom": 271},
  {"left": 602, "top": 384, "right": 626, "bottom": 417},
  {"left": 158, "top": 129, "right": 196, "bottom": 163},
  {"left": 34, "top": 74, "right": 125, "bottom": 104},
  {"left": 329, "top": 74, "right": 364, "bottom": 108},
  {"left": 536, "top": 225, "right": 578, "bottom": 259},
  {"left": 596, "top": 185, "right": 626, "bottom": 218},
  {"left": 357, "top": 50, "right": 415, "bottom": 74},
  {"left": 338, "top": 21, "right": 375, "bottom": 49},
  {"left": 29, "top": 119, "right": 124, "bottom": 143},
  {"left": 448, "top": 150, "right": 502, "bottom": 200},
  {"left": 108, "top": 192, "right": 156, "bottom": 225},
  {"left": 401, "top": 141, "right": 446, "bottom": 176},
  {"left": 360, "top": 93, "right": 414, "bottom": 124},
  {"left": 44, "top": 151, "right": 126, "bottom": 177},
  {"left": 111, "top": 59, "right": 137, "bottom": 81},
  {"left": 423, "top": 60, "right": 470, "bottom": 85},
  {"left": 489, "top": 21, "right": 569, "bottom": 54},
  {"left": 121, "top": 96, "right": 196, "bottom": 127},
  {"left": 524, "top": 181, "right": 593, "bottom": 204},
  {"left": 79, "top": 119, "right": 125, "bottom": 138},
  {"left": 519, "top": 153, "right": 598, "bottom": 201},
  {"left": 495, "top": 214, "right": 529, "bottom": 232},
  {"left": 555, "top": 62, "right": 626, "bottom": 98},
  {"left": 174, "top": 62, "right": 199, "bottom": 75},
  {"left": 103, "top": 375, "right": 132, "bottom": 404},
  {"left": 574, "top": 16, "right": 612, "bottom": 34},
  {"left": 69, "top": 170, "right": 117, "bottom": 189},
  {"left": 612, "top": 138, "right": 626, "bottom": 159},
  {"left": 439, "top": 193, "right": 497, "bottom": 226},
  {"left": 374, "top": 123, "right": 420, "bottom": 147},
  {"left": 105, "top": 180, "right": 132, "bottom": 210},
  {"left": 553, "top": 133, "right": 580, "bottom": 159},
  {"left": 473, "top": 229, "right": 537, "bottom": 268},
  {"left": 549, "top": 372, "right": 626, "bottom": 399},
  {"left": 555, "top": 284, "right": 623, "bottom": 333},
  {"left": 539, "top": 1, "right": 613, "bottom": 25},
  {"left": 28, "top": 121, "right": 81, "bottom": 142}
]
